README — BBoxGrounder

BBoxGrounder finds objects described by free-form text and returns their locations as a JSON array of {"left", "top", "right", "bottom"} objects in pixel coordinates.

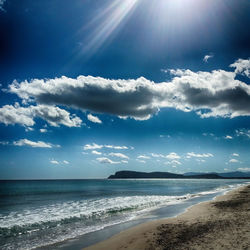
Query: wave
[
  {"left": 0, "top": 182, "right": 247, "bottom": 249},
  {"left": 0, "top": 183, "right": 240, "bottom": 232}
]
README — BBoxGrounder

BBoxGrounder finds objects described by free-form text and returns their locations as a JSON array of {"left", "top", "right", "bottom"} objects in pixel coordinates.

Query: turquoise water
[{"left": 0, "top": 179, "right": 249, "bottom": 249}]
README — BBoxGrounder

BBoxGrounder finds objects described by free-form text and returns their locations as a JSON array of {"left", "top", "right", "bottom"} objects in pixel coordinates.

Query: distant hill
[
  {"left": 108, "top": 171, "right": 183, "bottom": 179},
  {"left": 184, "top": 171, "right": 250, "bottom": 178},
  {"left": 108, "top": 170, "right": 250, "bottom": 179},
  {"left": 108, "top": 171, "right": 227, "bottom": 179},
  {"left": 219, "top": 171, "right": 250, "bottom": 178}
]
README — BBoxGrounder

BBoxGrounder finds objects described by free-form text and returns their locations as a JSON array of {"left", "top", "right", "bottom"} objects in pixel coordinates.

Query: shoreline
[{"left": 84, "top": 184, "right": 250, "bottom": 250}]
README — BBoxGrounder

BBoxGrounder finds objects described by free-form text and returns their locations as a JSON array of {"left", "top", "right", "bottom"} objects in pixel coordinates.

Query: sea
[{"left": 0, "top": 179, "right": 249, "bottom": 250}]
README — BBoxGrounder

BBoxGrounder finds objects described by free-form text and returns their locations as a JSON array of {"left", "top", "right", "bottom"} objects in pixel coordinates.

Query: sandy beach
[{"left": 85, "top": 184, "right": 250, "bottom": 250}]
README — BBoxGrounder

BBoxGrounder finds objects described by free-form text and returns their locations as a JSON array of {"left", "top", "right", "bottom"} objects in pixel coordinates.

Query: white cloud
[
  {"left": 229, "top": 159, "right": 239, "bottom": 163},
  {"left": 224, "top": 135, "right": 233, "bottom": 140},
  {"left": 151, "top": 153, "right": 165, "bottom": 158},
  {"left": 96, "top": 157, "right": 120, "bottom": 164},
  {"left": 202, "top": 133, "right": 215, "bottom": 137},
  {"left": 165, "top": 160, "right": 182, "bottom": 165},
  {"left": 0, "top": 141, "right": 9, "bottom": 145},
  {"left": 8, "top": 59, "right": 250, "bottom": 120},
  {"left": 92, "top": 150, "right": 102, "bottom": 155},
  {"left": 84, "top": 143, "right": 103, "bottom": 150},
  {"left": 0, "top": 104, "right": 82, "bottom": 127},
  {"left": 63, "top": 160, "right": 69, "bottom": 164},
  {"left": 40, "top": 128, "right": 48, "bottom": 133},
  {"left": 166, "top": 152, "right": 181, "bottom": 160},
  {"left": 32, "top": 105, "right": 82, "bottom": 127},
  {"left": 109, "top": 152, "right": 129, "bottom": 159},
  {"left": 232, "top": 153, "right": 239, "bottom": 157},
  {"left": 230, "top": 58, "right": 250, "bottom": 78},
  {"left": 159, "top": 134, "right": 171, "bottom": 138},
  {"left": 136, "top": 159, "right": 146, "bottom": 163},
  {"left": 13, "top": 139, "right": 59, "bottom": 148},
  {"left": 137, "top": 155, "right": 151, "bottom": 159},
  {"left": 237, "top": 168, "right": 250, "bottom": 172},
  {"left": 203, "top": 54, "right": 213, "bottom": 63},
  {"left": 236, "top": 129, "right": 250, "bottom": 138},
  {"left": 50, "top": 160, "right": 59, "bottom": 164},
  {"left": 25, "top": 127, "right": 34, "bottom": 132},
  {"left": 196, "top": 159, "right": 206, "bottom": 163},
  {"left": 105, "top": 145, "right": 128, "bottom": 150},
  {"left": 0, "top": 0, "right": 6, "bottom": 11},
  {"left": 0, "top": 104, "right": 35, "bottom": 126},
  {"left": 121, "top": 160, "right": 128, "bottom": 164},
  {"left": 151, "top": 152, "right": 181, "bottom": 160},
  {"left": 87, "top": 114, "right": 102, "bottom": 124},
  {"left": 83, "top": 143, "right": 129, "bottom": 150},
  {"left": 187, "top": 152, "right": 213, "bottom": 158}
]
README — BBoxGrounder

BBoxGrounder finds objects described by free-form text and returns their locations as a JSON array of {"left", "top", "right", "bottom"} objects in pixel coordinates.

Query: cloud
[
  {"left": 186, "top": 152, "right": 213, "bottom": 158},
  {"left": 196, "top": 159, "right": 206, "bottom": 163},
  {"left": 87, "top": 114, "right": 102, "bottom": 124},
  {"left": 0, "top": 0, "right": 6, "bottom": 11},
  {"left": 151, "top": 152, "right": 180, "bottom": 159},
  {"left": 0, "top": 104, "right": 35, "bottom": 127},
  {"left": 166, "top": 152, "right": 181, "bottom": 160},
  {"left": 13, "top": 139, "right": 59, "bottom": 148},
  {"left": 63, "top": 160, "right": 69, "bottom": 164},
  {"left": 92, "top": 150, "right": 102, "bottom": 155},
  {"left": 50, "top": 160, "right": 59, "bottom": 164},
  {"left": 0, "top": 103, "right": 82, "bottom": 127},
  {"left": 7, "top": 59, "right": 250, "bottom": 120},
  {"left": 40, "top": 128, "right": 48, "bottom": 133},
  {"left": 237, "top": 168, "right": 250, "bottom": 172},
  {"left": 202, "top": 133, "right": 215, "bottom": 137},
  {"left": 165, "top": 160, "right": 182, "bottom": 165},
  {"left": 136, "top": 159, "right": 146, "bottom": 163},
  {"left": 230, "top": 59, "right": 250, "bottom": 78},
  {"left": 236, "top": 129, "right": 250, "bottom": 139},
  {"left": 32, "top": 105, "right": 82, "bottom": 127},
  {"left": 137, "top": 155, "right": 151, "bottom": 159},
  {"left": 0, "top": 141, "right": 9, "bottom": 145},
  {"left": 203, "top": 54, "right": 213, "bottom": 63},
  {"left": 109, "top": 152, "right": 129, "bottom": 159},
  {"left": 96, "top": 157, "right": 120, "bottom": 164},
  {"left": 229, "top": 159, "right": 239, "bottom": 163},
  {"left": 121, "top": 160, "right": 128, "bottom": 164},
  {"left": 84, "top": 143, "right": 103, "bottom": 150},
  {"left": 151, "top": 153, "right": 165, "bottom": 158},
  {"left": 105, "top": 145, "right": 128, "bottom": 150},
  {"left": 232, "top": 153, "right": 239, "bottom": 157},
  {"left": 224, "top": 135, "right": 233, "bottom": 140},
  {"left": 25, "top": 127, "right": 34, "bottom": 132},
  {"left": 159, "top": 134, "right": 171, "bottom": 138},
  {"left": 83, "top": 143, "right": 129, "bottom": 150}
]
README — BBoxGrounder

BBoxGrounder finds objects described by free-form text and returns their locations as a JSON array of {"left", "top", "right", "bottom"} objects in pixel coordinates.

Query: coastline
[{"left": 84, "top": 184, "right": 250, "bottom": 250}]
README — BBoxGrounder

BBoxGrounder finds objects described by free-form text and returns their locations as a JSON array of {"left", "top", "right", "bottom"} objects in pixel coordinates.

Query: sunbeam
[{"left": 80, "top": 0, "right": 139, "bottom": 55}]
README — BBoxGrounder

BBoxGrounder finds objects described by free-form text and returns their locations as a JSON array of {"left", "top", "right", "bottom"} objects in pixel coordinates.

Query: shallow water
[{"left": 0, "top": 179, "right": 249, "bottom": 250}]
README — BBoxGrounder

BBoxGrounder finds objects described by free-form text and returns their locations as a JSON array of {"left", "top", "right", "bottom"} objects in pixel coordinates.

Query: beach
[
  {"left": 85, "top": 184, "right": 250, "bottom": 250},
  {"left": 1, "top": 180, "right": 249, "bottom": 249}
]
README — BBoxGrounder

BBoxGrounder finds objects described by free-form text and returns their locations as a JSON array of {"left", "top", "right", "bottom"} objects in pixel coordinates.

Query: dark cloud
[{"left": 5, "top": 59, "right": 250, "bottom": 121}]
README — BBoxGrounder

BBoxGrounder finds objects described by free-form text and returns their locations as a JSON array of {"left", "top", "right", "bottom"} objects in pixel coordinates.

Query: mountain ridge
[{"left": 108, "top": 170, "right": 250, "bottom": 179}]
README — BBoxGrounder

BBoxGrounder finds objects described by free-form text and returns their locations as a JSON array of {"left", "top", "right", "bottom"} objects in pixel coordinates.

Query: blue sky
[{"left": 0, "top": 0, "right": 249, "bottom": 179}]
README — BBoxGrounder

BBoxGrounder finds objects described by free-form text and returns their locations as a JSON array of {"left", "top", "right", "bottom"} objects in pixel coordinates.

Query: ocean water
[{"left": 0, "top": 179, "right": 249, "bottom": 250}]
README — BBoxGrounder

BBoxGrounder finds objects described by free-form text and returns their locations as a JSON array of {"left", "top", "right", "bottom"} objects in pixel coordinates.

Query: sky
[{"left": 0, "top": 0, "right": 249, "bottom": 179}]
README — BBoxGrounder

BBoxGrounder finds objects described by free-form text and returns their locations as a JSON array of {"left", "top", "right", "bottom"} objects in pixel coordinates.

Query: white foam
[{"left": 0, "top": 183, "right": 243, "bottom": 230}]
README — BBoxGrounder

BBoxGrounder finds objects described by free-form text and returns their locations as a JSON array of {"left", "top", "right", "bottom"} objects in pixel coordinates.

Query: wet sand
[{"left": 84, "top": 185, "right": 250, "bottom": 250}]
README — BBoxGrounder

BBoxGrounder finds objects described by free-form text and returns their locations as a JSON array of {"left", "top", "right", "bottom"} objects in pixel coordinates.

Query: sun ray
[{"left": 80, "top": 0, "right": 139, "bottom": 55}]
